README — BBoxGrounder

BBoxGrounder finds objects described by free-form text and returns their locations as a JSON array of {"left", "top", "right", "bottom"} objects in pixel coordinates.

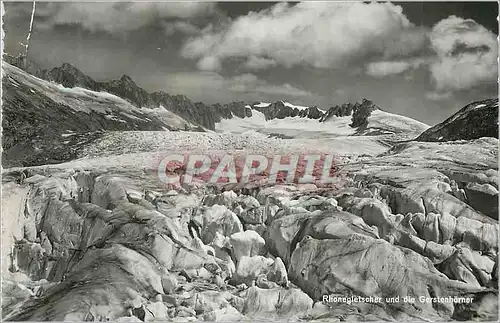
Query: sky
[{"left": 2, "top": 1, "right": 498, "bottom": 125}]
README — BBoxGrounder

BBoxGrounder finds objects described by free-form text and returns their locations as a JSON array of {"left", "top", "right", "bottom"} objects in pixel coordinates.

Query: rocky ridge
[
  {"left": 251, "top": 101, "right": 324, "bottom": 120},
  {"left": 417, "top": 98, "right": 499, "bottom": 142},
  {"left": 1, "top": 63, "right": 176, "bottom": 168}
]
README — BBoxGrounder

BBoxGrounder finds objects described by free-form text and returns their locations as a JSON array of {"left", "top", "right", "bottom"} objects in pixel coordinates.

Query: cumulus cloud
[
  {"left": 365, "top": 15, "right": 497, "bottom": 94},
  {"left": 181, "top": 2, "right": 427, "bottom": 71},
  {"left": 20, "top": 2, "right": 216, "bottom": 34},
  {"left": 178, "top": 2, "right": 495, "bottom": 97},
  {"left": 428, "top": 15, "right": 497, "bottom": 92}
]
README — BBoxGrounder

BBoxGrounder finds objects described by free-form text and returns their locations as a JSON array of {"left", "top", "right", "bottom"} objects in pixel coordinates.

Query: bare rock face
[{"left": 1, "top": 63, "right": 175, "bottom": 168}]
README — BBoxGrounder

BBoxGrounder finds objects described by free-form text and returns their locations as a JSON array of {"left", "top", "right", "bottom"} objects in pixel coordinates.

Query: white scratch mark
[{"left": 24, "top": 0, "right": 36, "bottom": 58}]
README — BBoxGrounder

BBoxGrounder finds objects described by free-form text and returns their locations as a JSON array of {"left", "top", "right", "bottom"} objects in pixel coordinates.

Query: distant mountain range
[{"left": 4, "top": 54, "right": 330, "bottom": 130}]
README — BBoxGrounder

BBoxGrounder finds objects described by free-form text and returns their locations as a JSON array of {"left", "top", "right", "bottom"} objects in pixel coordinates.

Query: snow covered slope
[{"left": 362, "top": 110, "right": 430, "bottom": 137}]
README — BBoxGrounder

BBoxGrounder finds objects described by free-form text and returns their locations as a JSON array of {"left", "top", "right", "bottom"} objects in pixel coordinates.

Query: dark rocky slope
[
  {"left": 417, "top": 98, "right": 498, "bottom": 142},
  {"left": 1, "top": 63, "right": 172, "bottom": 167}
]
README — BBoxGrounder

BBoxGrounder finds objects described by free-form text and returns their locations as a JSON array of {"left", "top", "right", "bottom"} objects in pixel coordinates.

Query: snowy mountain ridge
[
  {"left": 3, "top": 54, "right": 422, "bottom": 135},
  {"left": 218, "top": 98, "right": 430, "bottom": 141}
]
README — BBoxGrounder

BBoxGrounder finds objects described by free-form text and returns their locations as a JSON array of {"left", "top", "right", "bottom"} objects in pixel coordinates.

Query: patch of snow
[
  {"left": 139, "top": 106, "right": 193, "bottom": 130},
  {"left": 283, "top": 101, "right": 310, "bottom": 111},
  {"left": 366, "top": 110, "right": 429, "bottom": 134},
  {"left": 254, "top": 102, "right": 271, "bottom": 108},
  {"left": 216, "top": 110, "right": 267, "bottom": 134},
  {"left": 105, "top": 115, "right": 126, "bottom": 123}
]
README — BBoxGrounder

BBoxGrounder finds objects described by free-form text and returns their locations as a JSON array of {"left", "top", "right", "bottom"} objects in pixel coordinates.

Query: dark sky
[{"left": 3, "top": 1, "right": 498, "bottom": 125}]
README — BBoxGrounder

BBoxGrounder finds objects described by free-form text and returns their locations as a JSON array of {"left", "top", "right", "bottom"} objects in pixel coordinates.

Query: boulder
[
  {"left": 237, "top": 207, "right": 266, "bottom": 224},
  {"left": 265, "top": 212, "right": 313, "bottom": 264},
  {"left": 230, "top": 230, "right": 265, "bottom": 263},
  {"left": 464, "top": 182, "right": 499, "bottom": 220},
  {"left": 201, "top": 205, "right": 243, "bottom": 245},
  {"left": 161, "top": 274, "right": 178, "bottom": 295},
  {"left": 201, "top": 305, "right": 244, "bottom": 322},
  {"left": 232, "top": 256, "right": 289, "bottom": 287},
  {"left": 236, "top": 195, "right": 260, "bottom": 209},
  {"left": 232, "top": 256, "right": 273, "bottom": 286},
  {"left": 266, "top": 257, "right": 288, "bottom": 287},
  {"left": 144, "top": 301, "right": 169, "bottom": 321}
]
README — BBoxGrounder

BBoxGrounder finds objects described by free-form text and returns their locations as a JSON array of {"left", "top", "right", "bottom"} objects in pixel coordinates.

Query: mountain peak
[
  {"left": 60, "top": 62, "right": 78, "bottom": 70},
  {"left": 48, "top": 63, "right": 98, "bottom": 90},
  {"left": 120, "top": 74, "right": 135, "bottom": 84}
]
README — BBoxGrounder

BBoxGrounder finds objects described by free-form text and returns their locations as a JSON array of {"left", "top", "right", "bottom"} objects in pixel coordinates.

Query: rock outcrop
[
  {"left": 252, "top": 101, "right": 324, "bottom": 121},
  {"left": 320, "top": 98, "right": 379, "bottom": 127}
]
